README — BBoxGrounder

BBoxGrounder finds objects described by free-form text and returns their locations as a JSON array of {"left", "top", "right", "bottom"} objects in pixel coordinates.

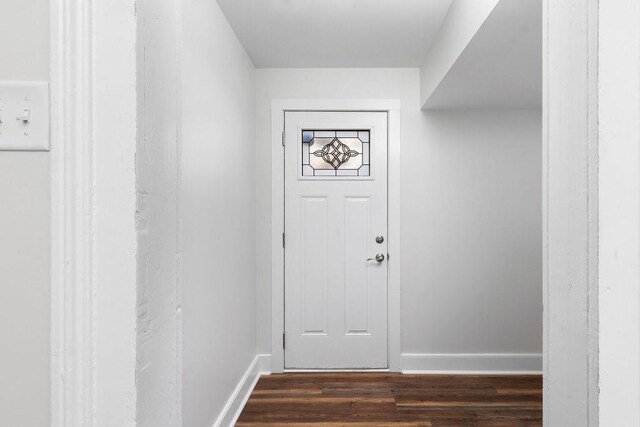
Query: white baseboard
[
  {"left": 401, "top": 353, "right": 542, "bottom": 375},
  {"left": 213, "top": 354, "right": 272, "bottom": 427}
]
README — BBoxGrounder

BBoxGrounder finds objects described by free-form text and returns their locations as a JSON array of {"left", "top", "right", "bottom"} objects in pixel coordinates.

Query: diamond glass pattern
[{"left": 302, "top": 130, "right": 370, "bottom": 177}]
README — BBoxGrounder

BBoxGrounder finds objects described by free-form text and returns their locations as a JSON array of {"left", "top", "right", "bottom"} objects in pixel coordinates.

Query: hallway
[
  {"left": 6, "top": 0, "right": 640, "bottom": 425},
  {"left": 237, "top": 373, "right": 542, "bottom": 426}
]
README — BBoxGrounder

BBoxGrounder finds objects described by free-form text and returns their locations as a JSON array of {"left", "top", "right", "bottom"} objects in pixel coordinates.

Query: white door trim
[
  {"left": 50, "top": 1, "right": 138, "bottom": 425},
  {"left": 50, "top": 1, "right": 94, "bottom": 424},
  {"left": 543, "top": 0, "right": 600, "bottom": 424},
  {"left": 270, "top": 99, "right": 401, "bottom": 373}
]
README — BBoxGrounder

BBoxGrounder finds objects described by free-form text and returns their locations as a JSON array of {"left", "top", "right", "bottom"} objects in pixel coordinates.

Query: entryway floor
[{"left": 236, "top": 373, "right": 542, "bottom": 426}]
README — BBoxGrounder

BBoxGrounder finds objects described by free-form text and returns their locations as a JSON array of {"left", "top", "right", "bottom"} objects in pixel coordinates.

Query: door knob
[{"left": 367, "top": 253, "right": 385, "bottom": 263}]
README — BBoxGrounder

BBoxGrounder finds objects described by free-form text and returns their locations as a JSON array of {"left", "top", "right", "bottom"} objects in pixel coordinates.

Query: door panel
[
  {"left": 344, "top": 196, "right": 373, "bottom": 335},
  {"left": 301, "top": 196, "right": 328, "bottom": 334},
  {"left": 284, "top": 111, "right": 388, "bottom": 369}
]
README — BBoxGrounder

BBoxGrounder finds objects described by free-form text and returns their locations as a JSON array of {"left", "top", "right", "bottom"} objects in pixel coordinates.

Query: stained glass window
[{"left": 302, "top": 130, "right": 370, "bottom": 177}]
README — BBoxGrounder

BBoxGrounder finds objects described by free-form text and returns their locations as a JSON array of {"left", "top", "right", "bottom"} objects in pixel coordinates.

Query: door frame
[
  {"left": 50, "top": 0, "right": 138, "bottom": 425},
  {"left": 270, "top": 99, "right": 402, "bottom": 373}
]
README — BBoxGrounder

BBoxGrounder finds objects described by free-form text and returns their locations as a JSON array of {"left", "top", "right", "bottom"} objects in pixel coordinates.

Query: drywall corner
[{"left": 420, "top": 0, "right": 500, "bottom": 108}]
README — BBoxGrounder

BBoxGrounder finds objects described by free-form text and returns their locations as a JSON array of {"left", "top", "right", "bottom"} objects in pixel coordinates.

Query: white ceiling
[
  {"left": 424, "top": 0, "right": 542, "bottom": 109},
  {"left": 216, "top": 0, "right": 454, "bottom": 68}
]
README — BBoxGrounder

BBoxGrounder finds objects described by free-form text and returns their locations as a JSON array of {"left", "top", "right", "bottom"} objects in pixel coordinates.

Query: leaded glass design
[{"left": 302, "top": 130, "right": 370, "bottom": 177}]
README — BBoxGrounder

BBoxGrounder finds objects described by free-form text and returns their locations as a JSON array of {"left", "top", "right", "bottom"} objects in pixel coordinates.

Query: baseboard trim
[
  {"left": 213, "top": 354, "right": 272, "bottom": 427},
  {"left": 401, "top": 353, "right": 542, "bottom": 375}
]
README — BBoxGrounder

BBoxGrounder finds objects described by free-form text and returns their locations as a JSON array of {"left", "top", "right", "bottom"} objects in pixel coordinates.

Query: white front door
[{"left": 284, "top": 111, "right": 388, "bottom": 369}]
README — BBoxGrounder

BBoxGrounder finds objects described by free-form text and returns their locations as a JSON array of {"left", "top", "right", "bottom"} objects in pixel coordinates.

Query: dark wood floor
[{"left": 236, "top": 373, "right": 542, "bottom": 426}]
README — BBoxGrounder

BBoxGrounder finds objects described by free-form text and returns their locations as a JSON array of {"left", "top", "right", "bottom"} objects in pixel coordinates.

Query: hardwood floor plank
[
  {"left": 236, "top": 423, "right": 433, "bottom": 427},
  {"left": 495, "top": 387, "right": 543, "bottom": 395},
  {"left": 250, "top": 389, "right": 323, "bottom": 396},
  {"left": 395, "top": 394, "right": 542, "bottom": 409},
  {"left": 392, "top": 386, "right": 499, "bottom": 397},
  {"left": 245, "top": 396, "right": 396, "bottom": 404}
]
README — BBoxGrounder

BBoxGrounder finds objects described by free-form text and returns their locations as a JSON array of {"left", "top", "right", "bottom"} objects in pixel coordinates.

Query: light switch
[{"left": 0, "top": 82, "right": 49, "bottom": 151}]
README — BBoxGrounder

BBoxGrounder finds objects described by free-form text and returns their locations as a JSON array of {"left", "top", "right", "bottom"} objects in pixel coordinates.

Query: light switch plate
[{"left": 0, "top": 82, "right": 50, "bottom": 151}]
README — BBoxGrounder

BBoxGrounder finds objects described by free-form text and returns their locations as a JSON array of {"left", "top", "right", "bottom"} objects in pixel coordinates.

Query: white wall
[
  {"left": 0, "top": 1, "right": 50, "bottom": 425},
  {"left": 136, "top": 0, "right": 182, "bottom": 426},
  {"left": 256, "top": 69, "right": 542, "bottom": 370},
  {"left": 403, "top": 110, "right": 541, "bottom": 356},
  {"left": 181, "top": 1, "right": 257, "bottom": 426},
  {"left": 135, "top": 1, "right": 257, "bottom": 425}
]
